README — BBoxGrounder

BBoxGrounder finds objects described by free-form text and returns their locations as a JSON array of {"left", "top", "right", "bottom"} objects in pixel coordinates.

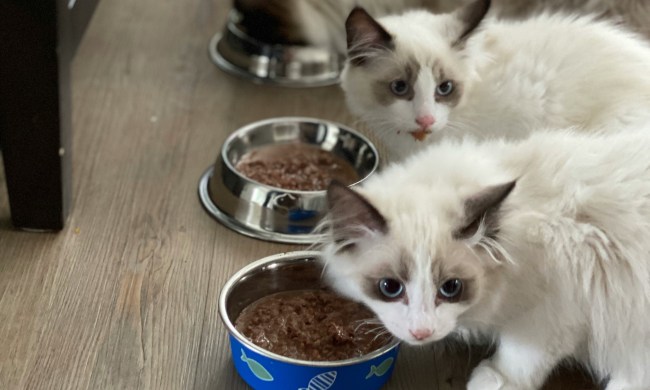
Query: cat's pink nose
[
  {"left": 415, "top": 115, "right": 435, "bottom": 129},
  {"left": 409, "top": 329, "right": 432, "bottom": 340}
]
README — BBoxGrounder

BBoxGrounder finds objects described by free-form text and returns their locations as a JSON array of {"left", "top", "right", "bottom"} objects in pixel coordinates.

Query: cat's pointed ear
[
  {"left": 451, "top": 0, "right": 491, "bottom": 46},
  {"left": 345, "top": 7, "right": 393, "bottom": 66},
  {"left": 454, "top": 180, "right": 515, "bottom": 241},
  {"left": 327, "top": 181, "right": 387, "bottom": 244}
]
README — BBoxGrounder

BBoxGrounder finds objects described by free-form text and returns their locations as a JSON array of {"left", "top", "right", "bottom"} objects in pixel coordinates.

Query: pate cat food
[
  {"left": 234, "top": 143, "right": 359, "bottom": 191},
  {"left": 234, "top": 289, "right": 391, "bottom": 361}
]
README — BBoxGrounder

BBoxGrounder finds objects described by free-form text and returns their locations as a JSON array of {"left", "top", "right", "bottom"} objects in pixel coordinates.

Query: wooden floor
[{"left": 0, "top": 0, "right": 600, "bottom": 389}]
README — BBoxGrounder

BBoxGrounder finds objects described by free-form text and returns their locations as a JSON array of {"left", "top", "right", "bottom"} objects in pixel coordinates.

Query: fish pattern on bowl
[{"left": 231, "top": 335, "right": 400, "bottom": 390}]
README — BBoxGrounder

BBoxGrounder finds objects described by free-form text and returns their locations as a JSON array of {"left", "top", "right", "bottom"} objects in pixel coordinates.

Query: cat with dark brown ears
[
  {"left": 320, "top": 128, "right": 650, "bottom": 389},
  {"left": 341, "top": 0, "right": 650, "bottom": 161}
]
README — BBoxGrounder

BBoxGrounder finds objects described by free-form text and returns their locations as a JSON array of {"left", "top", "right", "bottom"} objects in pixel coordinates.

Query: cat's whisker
[
  {"left": 370, "top": 330, "right": 391, "bottom": 344},
  {"left": 356, "top": 321, "right": 384, "bottom": 332},
  {"left": 353, "top": 319, "right": 379, "bottom": 330},
  {"left": 478, "top": 235, "right": 515, "bottom": 265},
  {"left": 319, "top": 259, "right": 331, "bottom": 280},
  {"left": 353, "top": 323, "right": 366, "bottom": 332},
  {"left": 355, "top": 323, "right": 373, "bottom": 333},
  {"left": 352, "top": 318, "right": 382, "bottom": 325},
  {"left": 363, "top": 325, "right": 388, "bottom": 335},
  {"left": 364, "top": 328, "right": 386, "bottom": 335}
]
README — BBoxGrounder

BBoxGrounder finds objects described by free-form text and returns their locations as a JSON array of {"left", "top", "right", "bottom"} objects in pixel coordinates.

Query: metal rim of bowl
[
  {"left": 208, "top": 22, "right": 342, "bottom": 88},
  {"left": 218, "top": 251, "right": 401, "bottom": 367},
  {"left": 199, "top": 116, "right": 380, "bottom": 244},
  {"left": 220, "top": 116, "right": 380, "bottom": 195},
  {"left": 198, "top": 165, "right": 324, "bottom": 244}
]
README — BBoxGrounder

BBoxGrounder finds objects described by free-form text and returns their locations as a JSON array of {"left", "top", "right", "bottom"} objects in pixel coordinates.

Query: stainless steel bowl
[
  {"left": 219, "top": 251, "right": 401, "bottom": 389},
  {"left": 199, "top": 117, "right": 379, "bottom": 244},
  {"left": 209, "top": 11, "right": 344, "bottom": 87}
]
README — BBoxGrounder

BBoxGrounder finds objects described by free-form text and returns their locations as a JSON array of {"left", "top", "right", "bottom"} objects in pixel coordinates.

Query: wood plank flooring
[{"left": 0, "top": 0, "right": 601, "bottom": 388}]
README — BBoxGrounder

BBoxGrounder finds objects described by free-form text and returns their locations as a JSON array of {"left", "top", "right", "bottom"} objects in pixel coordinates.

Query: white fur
[
  {"left": 320, "top": 129, "right": 650, "bottom": 389},
  {"left": 342, "top": 9, "right": 650, "bottom": 161}
]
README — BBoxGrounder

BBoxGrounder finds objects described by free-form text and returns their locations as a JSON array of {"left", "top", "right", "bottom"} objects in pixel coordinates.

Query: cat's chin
[
  {"left": 407, "top": 129, "right": 433, "bottom": 142},
  {"left": 392, "top": 123, "right": 446, "bottom": 145},
  {"left": 396, "top": 331, "right": 447, "bottom": 346},
  {"left": 401, "top": 337, "right": 436, "bottom": 346}
]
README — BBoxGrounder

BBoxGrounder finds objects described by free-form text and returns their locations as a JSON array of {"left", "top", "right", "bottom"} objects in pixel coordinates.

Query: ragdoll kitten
[
  {"left": 319, "top": 129, "right": 650, "bottom": 389},
  {"left": 341, "top": 0, "right": 650, "bottom": 160}
]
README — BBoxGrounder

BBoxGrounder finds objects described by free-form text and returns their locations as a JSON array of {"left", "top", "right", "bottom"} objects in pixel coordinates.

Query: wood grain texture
[{"left": 0, "top": 0, "right": 600, "bottom": 389}]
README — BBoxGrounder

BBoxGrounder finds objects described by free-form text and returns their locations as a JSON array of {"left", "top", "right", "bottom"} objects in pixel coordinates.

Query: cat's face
[
  {"left": 341, "top": 2, "right": 489, "bottom": 144},
  {"left": 321, "top": 179, "right": 514, "bottom": 345},
  {"left": 342, "top": 41, "right": 466, "bottom": 141},
  {"left": 322, "top": 228, "right": 487, "bottom": 345}
]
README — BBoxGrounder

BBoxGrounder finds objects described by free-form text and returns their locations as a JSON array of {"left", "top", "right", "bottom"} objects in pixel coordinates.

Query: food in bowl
[
  {"left": 235, "top": 289, "right": 390, "bottom": 361},
  {"left": 234, "top": 143, "right": 359, "bottom": 191}
]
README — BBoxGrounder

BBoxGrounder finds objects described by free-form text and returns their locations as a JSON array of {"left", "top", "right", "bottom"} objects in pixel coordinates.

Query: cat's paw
[
  {"left": 467, "top": 361, "right": 524, "bottom": 390},
  {"left": 605, "top": 377, "right": 649, "bottom": 390},
  {"left": 467, "top": 362, "right": 505, "bottom": 390}
]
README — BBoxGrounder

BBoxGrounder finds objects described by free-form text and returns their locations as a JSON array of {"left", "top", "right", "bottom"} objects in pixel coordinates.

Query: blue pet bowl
[{"left": 219, "top": 251, "right": 401, "bottom": 390}]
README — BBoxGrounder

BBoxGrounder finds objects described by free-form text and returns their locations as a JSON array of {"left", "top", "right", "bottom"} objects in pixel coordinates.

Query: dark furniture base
[{"left": 0, "top": 0, "right": 98, "bottom": 230}]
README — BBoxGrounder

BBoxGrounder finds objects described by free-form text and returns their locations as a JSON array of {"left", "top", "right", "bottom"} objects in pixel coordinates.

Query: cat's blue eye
[
  {"left": 438, "top": 279, "right": 463, "bottom": 300},
  {"left": 390, "top": 80, "right": 409, "bottom": 96},
  {"left": 436, "top": 80, "right": 454, "bottom": 96},
  {"left": 378, "top": 278, "right": 404, "bottom": 299}
]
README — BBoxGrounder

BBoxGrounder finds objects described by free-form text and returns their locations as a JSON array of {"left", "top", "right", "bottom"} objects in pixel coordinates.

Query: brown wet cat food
[
  {"left": 234, "top": 289, "right": 391, "bottom": 361},
  {"left": 234, "top": 143, "right": 360, "bottom": 191}
]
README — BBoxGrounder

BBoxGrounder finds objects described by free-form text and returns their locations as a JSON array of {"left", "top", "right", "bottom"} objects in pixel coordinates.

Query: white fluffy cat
[
  {"left": 319, "top": 129, "right": 650, "bottom": 389},
  {"left": 341, "top": 0, "right": 650, "bottom": 161}
]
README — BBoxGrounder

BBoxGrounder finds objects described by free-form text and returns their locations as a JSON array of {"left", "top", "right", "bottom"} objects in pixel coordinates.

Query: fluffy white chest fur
[
  {"left": 320, "top": 129, "right": 650, "bottom": 389},
  {"left": 342, "top": 1, "right": 650, "bottom": 161}
]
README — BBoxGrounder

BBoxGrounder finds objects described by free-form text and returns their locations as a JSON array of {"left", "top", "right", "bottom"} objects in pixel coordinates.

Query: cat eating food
[
  {"left": 342, "top": 0, "right": 650, "bottom": 161},
  {"left": 319, "top": 129, "right": 650, "bottom": 389}
]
